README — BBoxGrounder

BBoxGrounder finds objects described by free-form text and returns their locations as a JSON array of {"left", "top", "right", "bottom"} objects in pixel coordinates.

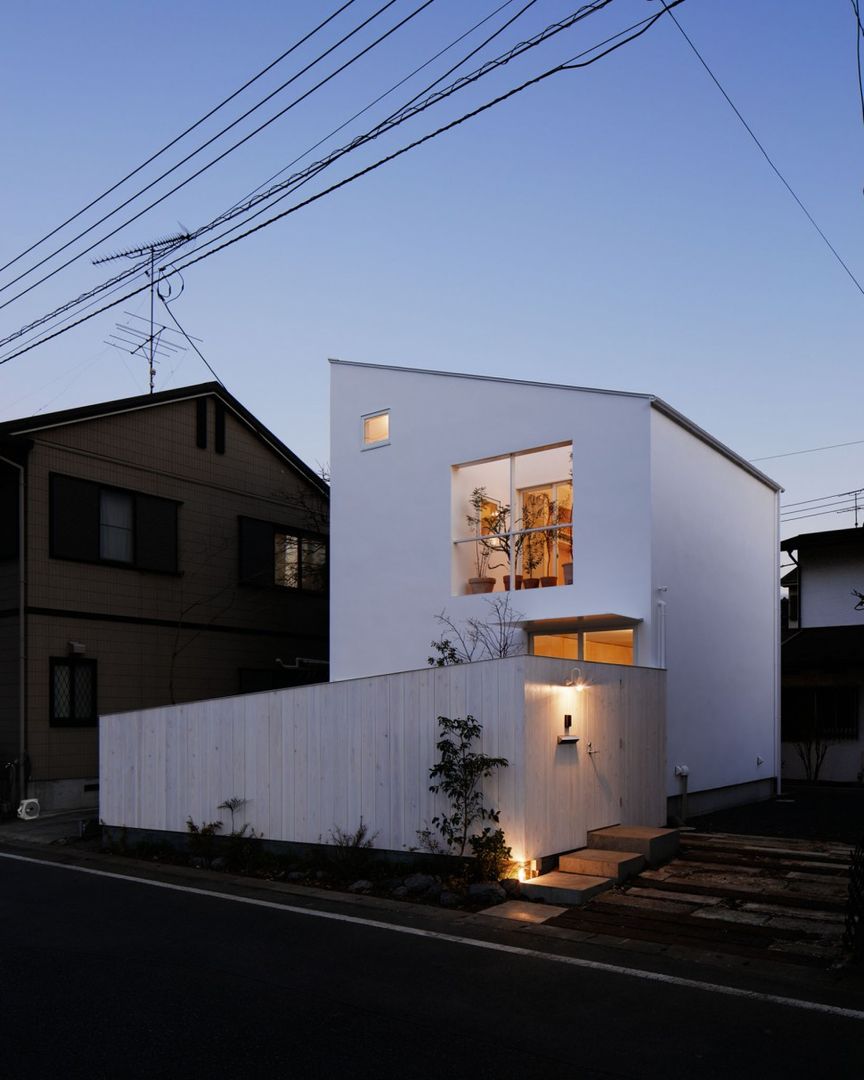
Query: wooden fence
[{"left": 100, "top": 656, "right": 665, "bottom": 861}]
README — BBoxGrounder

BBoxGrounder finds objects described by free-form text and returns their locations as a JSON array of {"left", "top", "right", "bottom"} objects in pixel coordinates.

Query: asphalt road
[{"left": 0, "top": 850, "right": 861, "bottom": 1079}]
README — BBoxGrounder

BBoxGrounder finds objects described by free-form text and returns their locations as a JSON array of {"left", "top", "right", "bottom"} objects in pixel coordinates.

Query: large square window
[{"left": 452, "top": 444, "right": 572, "bottom": 595}]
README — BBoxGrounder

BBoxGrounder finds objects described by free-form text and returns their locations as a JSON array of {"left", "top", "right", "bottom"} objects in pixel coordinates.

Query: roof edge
[
  {"left": 649, "top": 398, "right": 782, "bottom": 493},
  {"left": 0, "top": 382, "right": 327, "bottom": 497},
  {"left": 330, "top": 359, "right": 782, "bottom": 493},
  {"left": 328, "top": 358, "right": 654, "bottom": 402}
]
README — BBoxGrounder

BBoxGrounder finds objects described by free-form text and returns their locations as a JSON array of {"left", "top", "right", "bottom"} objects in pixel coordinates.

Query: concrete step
[
  {"left": 559, "top": 848, "right": 645, "bottom": 882},
  {"left": 521, "top": 871, "right": 613, "bottom": 907},
  {"left": 588, "top": 825, "right": 680, "bottom": 866}
]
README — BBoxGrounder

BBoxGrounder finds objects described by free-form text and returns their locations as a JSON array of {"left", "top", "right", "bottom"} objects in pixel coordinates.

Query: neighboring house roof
[
  {"left": 0, "top": 382, "right": 328, "bottom": 497},
  {"left": 329, "top": 358, "right": 781, "bottom": 492},
  {"left": 781, "top": 527, "right": 864, "bottom": 554},
  {"left": 782, "top": 625, "right": 864, "bottom": 671}
]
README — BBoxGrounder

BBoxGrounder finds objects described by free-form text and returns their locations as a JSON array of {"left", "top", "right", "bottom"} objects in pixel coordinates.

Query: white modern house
[
  {"left": 781, "top": 527, "right": 864, "bottom": 782},
  {"left": 330, "top": 360, "right": 782, "bottom": 816},
  {"left": 100, "top": 360, "right": 782, "bottom": 880}
]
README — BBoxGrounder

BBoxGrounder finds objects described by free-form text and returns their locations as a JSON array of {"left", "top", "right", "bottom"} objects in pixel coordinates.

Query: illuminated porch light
[{"left": 564, "top": 666, "right": 590, "bottom": 692}]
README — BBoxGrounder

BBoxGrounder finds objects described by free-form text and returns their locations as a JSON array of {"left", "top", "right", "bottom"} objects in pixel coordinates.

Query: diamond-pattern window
[{"left": 50, "top": 659, "right": 97, "bottom": 727}]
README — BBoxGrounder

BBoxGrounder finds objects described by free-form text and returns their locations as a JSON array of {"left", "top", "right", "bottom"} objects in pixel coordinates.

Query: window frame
[
  {"left": 361, "top": 409, "right": 390, "bottom": 450},
  {"left": 49, "top": 473, "right": 181, "bottom": 575},
  {"left": 238, "top": 515, "right": 328, "bottom": 593},
  {"left": 452, "top": 443, "right": 573, "bottom": 593},
  {"left": 49, "top": 657, "right": 98, "bottom": 728}
]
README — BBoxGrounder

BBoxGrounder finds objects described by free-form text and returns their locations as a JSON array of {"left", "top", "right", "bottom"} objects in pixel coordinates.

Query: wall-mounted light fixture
[
  {"left": 559, "top": 668, "right": 589, "bottom": 745},
  {"left": 564, "top": 666, "right": 590, "bottom": 692}
]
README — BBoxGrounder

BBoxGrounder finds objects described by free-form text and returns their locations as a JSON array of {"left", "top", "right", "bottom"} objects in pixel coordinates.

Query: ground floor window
[
  {"left": 531, "top": 628, "right": 634, "bottom": 665},
  {"left": 50, "top": 658, "right": 97, "bottom": 727}
]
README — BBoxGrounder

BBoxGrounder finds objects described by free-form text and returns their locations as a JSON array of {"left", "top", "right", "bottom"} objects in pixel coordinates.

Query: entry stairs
[{"left": 520, "top": 825, "right": 680, "bottom": 906}]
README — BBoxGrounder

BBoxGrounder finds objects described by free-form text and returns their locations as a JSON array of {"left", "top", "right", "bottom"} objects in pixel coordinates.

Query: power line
[
  {"left": 751, "top": 437, "right": 864, "bottom": 462},
  {"left": 659, "top": 0, "right": 864, "bottom": 300},
  {"left": 853, "top": 0, "right": 864, "bottom": 127},
  {"left": 782, "top": 487, "right": 863, "bottom": 509},
  {"left": 0, "top": 0, "right": 359, "bottom": 280},
  {"left": 219, "top": 0, "right": 537, "bottom": 218},
  {"left": 0, "top": 1, "right": 684, "bottom": 366},
  {"left": 0, "top": 0, "right": 619, "bottom": 357},
  {"left": 0, "top": 0, "right": 422, "bottom": 310},
  {"left": 0, "top": 2, "right": 530, "bottom": 358}
]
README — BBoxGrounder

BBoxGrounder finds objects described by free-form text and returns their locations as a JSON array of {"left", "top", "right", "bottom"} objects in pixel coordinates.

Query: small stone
[
  {"left": 189, "top": 857, "right": 206, "bottom": 869},
  {"left": 210, "top": 857, "right": 226, "bottom": 871},
  {"left": 391, "top": 885, "right": 409, "bottom": 899},
  {"left": 468, "top": 882, "right": 506, "bottom": 903},
  {"left": 404, "top": 873, "right": 436, "bottom": 895},
  {"left": 349, "top": 879, "right": 373, "bottom": 893},
  {"left": 423, "top": 881, "right": 443, "bottom": 901},
  {"left": 439, "top": 890, "right": 461, "bottom": 907},
  {"left": 287, "top": 871, "right": 306, "bottom": 882},
  {"left": 500, "top": 877, "right": 521, "bottom": 898},
  {"left": 315, "top": 870, "right": 328, "bottom": 881}
]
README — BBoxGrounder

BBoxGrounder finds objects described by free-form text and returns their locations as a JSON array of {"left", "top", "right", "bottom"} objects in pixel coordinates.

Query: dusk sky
[{"left": 1, "top": 0, "right": 861, "bottom": 535}]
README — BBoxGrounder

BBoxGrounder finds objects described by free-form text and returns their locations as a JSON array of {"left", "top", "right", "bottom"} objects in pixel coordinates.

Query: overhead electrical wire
[
  {"left": 0, "top": 0, "right": 427, "bottom": 310},
  {"left": 0, "top": 0, "right": 685, "bottom": 367},
  {"left": 751, "top": 436, "right": 864, "bottom": 462},
  {"left": 0, "top": 0, "right": 623, "bottom": 358},
  {"left": 0, "top": 1, "right": 530, "bottom": 361},
  {"left": 221, "top": 0, "right": 539, "bottom": 217},
  {"left": 658, "top": 0, "right": 864, "bottom": 299},
  {"left": 0, "top": 0, "right": 360, "bottom": 280}
]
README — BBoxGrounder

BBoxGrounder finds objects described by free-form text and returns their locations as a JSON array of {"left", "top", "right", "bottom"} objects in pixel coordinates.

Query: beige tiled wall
[{"left": 16, "top": 397, "right": 328, "bottom": 783}]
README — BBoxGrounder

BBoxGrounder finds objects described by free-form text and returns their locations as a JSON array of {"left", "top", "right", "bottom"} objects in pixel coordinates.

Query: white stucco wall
[
  {"left": 799, "top": 545, "right": 864, "bottom": 627},
  {"left": 330, "top": 363, "right": 655, "bottom": 681},
  {"left": 650, "top": 410, "right": 780, "bottom": 798}
]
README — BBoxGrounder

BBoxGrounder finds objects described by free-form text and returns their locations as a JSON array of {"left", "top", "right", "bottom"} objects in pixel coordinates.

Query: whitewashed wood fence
[{"left": 100, "top": 656, "right": 665, "bottom": 861}]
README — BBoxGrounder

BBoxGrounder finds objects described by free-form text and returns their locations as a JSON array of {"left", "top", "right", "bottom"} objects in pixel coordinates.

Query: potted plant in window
[
  {"left": 520, "top": 500, "right": 543, "bottom": 588},
  {"left": 540, "top": 498, "right": 558, "bottom": 588},
  {"left": 465, "top": 487, "right": 502, "bottom": 594},
  {"left": 559, "top": 501, "right": 573, "bottom": 585}
]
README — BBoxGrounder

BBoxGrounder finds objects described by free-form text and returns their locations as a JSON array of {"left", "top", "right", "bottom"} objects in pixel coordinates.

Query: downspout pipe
[{"left": 0, "top": 452, "right": 26, "bottom": 806}]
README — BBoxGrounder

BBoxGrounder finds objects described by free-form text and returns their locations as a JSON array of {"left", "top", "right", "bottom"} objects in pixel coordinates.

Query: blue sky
[{"left": 0, "top": 1, "right": 861, "bottom": 533}]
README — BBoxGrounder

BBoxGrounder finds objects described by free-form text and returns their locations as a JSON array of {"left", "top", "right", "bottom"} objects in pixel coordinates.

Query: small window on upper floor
[{"left": 362, "top": 410, "right": 390, "bottom": 449}]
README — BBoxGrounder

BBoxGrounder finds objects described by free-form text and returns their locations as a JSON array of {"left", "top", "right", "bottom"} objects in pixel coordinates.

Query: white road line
[{"left": 2, "top": 849, "right": 861, "bottom": 1022}]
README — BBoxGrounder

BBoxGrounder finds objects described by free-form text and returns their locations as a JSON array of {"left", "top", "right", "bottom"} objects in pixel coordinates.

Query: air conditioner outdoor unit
[{"left": 17, "top": 799, "right": 40, "bottom": 821}]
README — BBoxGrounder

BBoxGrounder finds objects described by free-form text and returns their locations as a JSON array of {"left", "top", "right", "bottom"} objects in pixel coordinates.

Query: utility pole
[{"left": 93, "top": 231, "right": 188, "bottom": 393}]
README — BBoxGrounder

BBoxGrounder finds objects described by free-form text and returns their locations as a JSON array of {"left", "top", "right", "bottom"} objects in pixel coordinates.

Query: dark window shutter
[
  {"left": 214, "top": 402, "right": 226, "bottom": 454},
  {"left": 196, "top": 398, "right": 208, "bottom": 449},
  {"left": 51, "top": 475, "right": 100, "bottom": 561},
  {"left": 135, "top": 495, "right": 178, "bottom": 573},
  {"left": 239, "top": 517, "right": 274, "bottom": 585},
  {"left": 0, "top": 467, "right": 18, "bottom": 560}
]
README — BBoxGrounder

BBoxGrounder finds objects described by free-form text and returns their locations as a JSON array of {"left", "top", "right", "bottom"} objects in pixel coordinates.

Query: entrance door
[{"left": 582, "top": 687, "right": 623, "bottom": 832}]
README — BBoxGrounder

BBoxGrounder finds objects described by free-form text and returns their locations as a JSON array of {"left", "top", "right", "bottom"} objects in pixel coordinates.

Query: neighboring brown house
[{"left": 0, "top": 383, "right": 328, "bottom": 812}]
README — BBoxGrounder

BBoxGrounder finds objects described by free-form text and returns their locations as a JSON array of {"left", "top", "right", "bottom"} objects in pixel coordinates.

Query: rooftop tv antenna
[{"left": 93, "top": 231, "right": 189, "bottom": 393}]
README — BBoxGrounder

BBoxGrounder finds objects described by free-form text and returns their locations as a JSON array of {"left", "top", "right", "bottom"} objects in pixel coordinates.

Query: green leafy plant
[
  {"left": 428, "top": 714, "right": 509, "bottom": 859},
  {"left": 469, "top": 827, "right": 513, "bottom": 882}
]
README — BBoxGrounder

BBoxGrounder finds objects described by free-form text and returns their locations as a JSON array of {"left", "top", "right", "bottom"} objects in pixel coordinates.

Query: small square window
[{"left": 362, "top": 410, "right": 390, "bottom": 448}]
